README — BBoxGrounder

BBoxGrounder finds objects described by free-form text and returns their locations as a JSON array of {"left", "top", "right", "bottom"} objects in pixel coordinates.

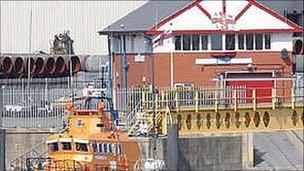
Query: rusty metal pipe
[
  {"left": 32, "top": 57, "right": 46, "bottom": 77},
  {"left": 27, "top": 57, "right": 36, "bottom": 75},
  {"left": 2, "top": 57, "right": 14, "bottom": 75},
  {"left": 44, "top": 57, "right": 56, "bottom": 76},
  {"left": 13, "top": 57, "right": 26, "bottom": 75},
  {"left": 70, "top": 56, "right": 81, "bottom": 75},
  {"left": 55, "top": 56, "right": 67, "bottom": 75},
  {"left": 0, "top": 56, "right": 3, "bottom": 71},
  {"left": 0, "top": 56, "right": 3, "bottom": 78}
]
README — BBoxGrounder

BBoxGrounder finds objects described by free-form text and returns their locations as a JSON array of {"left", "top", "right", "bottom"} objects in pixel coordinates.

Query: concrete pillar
[
  {"left": 242, "top": 132, "right": 254, "bottom": 169},
  {"left": 0, "top": 87, "right": 3, "bottom": 127},
  {"left": 0, "top": 129, "right": 5, "bottom": 171},
  {"left": 167, "top": 124, "right": 179, "bottom": 170}
]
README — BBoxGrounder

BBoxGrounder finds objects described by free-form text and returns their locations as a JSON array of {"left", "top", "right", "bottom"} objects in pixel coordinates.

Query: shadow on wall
[{"left": 253, "top": 148, "right": 267, "bottom": 166}]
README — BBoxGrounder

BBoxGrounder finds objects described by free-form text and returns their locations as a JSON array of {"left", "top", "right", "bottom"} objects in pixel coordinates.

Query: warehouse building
[{"left": 0, "top": 1, "right": 146, "bottom": 55}]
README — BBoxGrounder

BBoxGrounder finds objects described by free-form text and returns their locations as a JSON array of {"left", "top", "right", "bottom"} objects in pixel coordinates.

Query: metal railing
[
  {"left": 10, "top": 138, "right": 47, "bottom": 171},
  {"left": 0, "top": 76, "right": 107, "bottom": 129},
  {"left": 115, "top": 85, "right": 304, "bottom": 126}
]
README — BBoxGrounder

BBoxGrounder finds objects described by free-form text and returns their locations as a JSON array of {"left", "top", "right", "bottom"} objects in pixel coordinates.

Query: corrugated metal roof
[{"left": 99, "top": 0, "right": 191, "bottom": 34}]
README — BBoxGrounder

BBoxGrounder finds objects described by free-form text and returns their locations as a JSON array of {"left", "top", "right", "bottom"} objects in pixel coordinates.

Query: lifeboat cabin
[{"left": 46, "top": 97, "right": 140, "bottom": 171}]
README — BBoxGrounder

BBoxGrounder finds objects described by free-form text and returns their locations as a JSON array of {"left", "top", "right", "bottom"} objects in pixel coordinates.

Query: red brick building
[{"left": 100, "top": 0, "right": 302, "bottom": 94}]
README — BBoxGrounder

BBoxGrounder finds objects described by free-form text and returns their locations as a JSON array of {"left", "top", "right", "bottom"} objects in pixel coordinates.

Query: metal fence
[
  {"left": 0, "top": 75, "right": 108, "bottom": 129},
  {"left": 294, "top": 72, "right": 304, "bottom": 102},
  {"left": 115, "top": 83, "right": 304, "bottom": 126},
  {"left": 115, "top": 86, "right": 247, "bottom": 126}
]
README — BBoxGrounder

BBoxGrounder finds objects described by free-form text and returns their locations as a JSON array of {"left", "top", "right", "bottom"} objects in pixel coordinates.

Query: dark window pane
[
  {"left": 76, "top": 143, "right": 88, "bottom": 152},
  {"left": 192, "top": 35, "right": 200, "bottom": 50},
  {"left": 265, "top": 34, "right": 271, "bottom": 49},
  {"left": 92, "top": 143, "right": 98, "bottom": 153},
  {"left": 103, "top": 144, "right": 108, "bottom": 153},
  {"left": 49, "top": 143, "right": 59, "bottom": 152},
  {"left": 175, "top": 36, "right": 181, "bottom": 50},
  {"left": 238, "top": 34, "right": 244, "bottom": 50},
  {"left": 211, "top": 34, "right": 222, "bottom": 50},
  {"left": 246, "top": 34, "right": 253, "bottom": 50},
  {"left": 61, "top": 142, "right": 72, "bottom": 151},
  {"left": 183, "top": 35, "right": 191, "bottom": 50},
  {"left": 201, "top": 35, "right": 208, "bottom": 50},
  {"left": 226, "top": 34, "right": 235, "bottom": 50},
  {"left": 255, "top": 34, "right": 263, "bottom": 50}
]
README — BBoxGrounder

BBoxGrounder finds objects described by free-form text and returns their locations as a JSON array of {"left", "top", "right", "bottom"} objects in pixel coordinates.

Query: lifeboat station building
[{"left": 99, "top": 0, "right": 303, "bottom": 95}]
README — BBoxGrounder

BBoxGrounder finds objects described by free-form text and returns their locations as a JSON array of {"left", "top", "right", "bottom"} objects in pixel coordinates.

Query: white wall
[
  {"left": 112, "top": 34, "right": 151, "bottom": 54},
  {"left": 271, "top": 33, "right": 293, "bottom": 51},
  {"left": 0, "top": 1, "right": 146, "bottom": 55}
]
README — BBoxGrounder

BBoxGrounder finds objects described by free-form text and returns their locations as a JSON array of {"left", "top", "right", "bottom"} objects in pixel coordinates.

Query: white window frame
[{"left": 172, "top": 33, "right": 272, "bottom": 52}]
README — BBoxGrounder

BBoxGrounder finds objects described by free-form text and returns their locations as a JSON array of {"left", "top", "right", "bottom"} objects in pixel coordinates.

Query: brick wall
[{"left": 113, "top": 51, "right": 293, "bottom": 88}]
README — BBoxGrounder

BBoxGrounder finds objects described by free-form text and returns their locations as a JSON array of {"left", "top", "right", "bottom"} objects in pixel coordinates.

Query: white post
[
  {"left": 253, "top": 89, "right": 256, "bottom": 111},
  {"left": 195, "top": 91, "right": 199, "bottom": 113},
  {"left": 291, "top": 87, "right": 295, "bottom": 110},
  {"left": 272, "top": 87, "right": 276, "bottom": 110},
  {"left": 170, "top": 51, "right": 174, "bottom": 88},
  {"left": 233, "top": 89, "right": 237, "bottom": 112}
]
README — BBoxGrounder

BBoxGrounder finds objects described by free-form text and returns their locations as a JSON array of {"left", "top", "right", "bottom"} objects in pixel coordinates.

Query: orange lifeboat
[{"left": 44, "top": 96, "right": 140, "bottom": 171}]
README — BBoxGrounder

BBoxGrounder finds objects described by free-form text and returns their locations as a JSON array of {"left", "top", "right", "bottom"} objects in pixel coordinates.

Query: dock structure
[{"left": 125, "top": 86, "right": 303, "bottom": 136}]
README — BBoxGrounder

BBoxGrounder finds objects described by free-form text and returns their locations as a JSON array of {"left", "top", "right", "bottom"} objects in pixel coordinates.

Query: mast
[
  {"left": 222, "top": 0, "right": 226, "bottom": 14},
  {"left": 152, "top": 1, "right": 158, "bottom": 151}
]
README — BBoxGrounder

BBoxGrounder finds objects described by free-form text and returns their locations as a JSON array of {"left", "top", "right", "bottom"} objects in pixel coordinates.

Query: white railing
[{"left": 0, "top": 77, "right": 106, "bottom": 129}]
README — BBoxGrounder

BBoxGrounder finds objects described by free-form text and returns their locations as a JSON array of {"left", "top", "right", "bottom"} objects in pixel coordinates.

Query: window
[
  {"left": 246, "top": 34, "right": 254, "bottom": 50},
  {"left": 226, "top": 34, "right": 235, "bottom": 50},
  {"left": 211, "top": 34, "right": 222, "bottom": 50},
  {"left": 75, "top": 143, "right": 88, "bottom": 152},
  {"left": 238, "top": 34, "right": 245, "bottom": 50},
  {"left": 99, "top": 143, "right": 103, "bottom": 153},
  {"left": 116, "top": 145, "right": 122, "bottom": 155},
  {"left": 61, "top": 142, "right": 72, "bottom": 151},
  {"left": 265, "top": 34, "right": 271, "bottom": 49},
  {"left": 183, "top": 35, "right": 191, "bottom": 50},
  {"left": 103, "top": 143, "right": 108, "bottom": 153},
  {"left": 108, "top": 144, "right": 112, "bottom": 153},
  {"left": 255, "top": 34, "right": 263, "bottom": 50},
  {"left": 174, "top": 36, "right": 181, "bottom": 50},
  {"left": 48, "top": 143, "right": 59, "bottom": 152},
  {"left": 201, "top": 35, "right": 208, "bottom": 50},
  {"left": 93, "top": 143, "right": 98, "bottom": 153},
  {"left": 131, "top": 35, "right": 135, "bottom": 52},
  {"left": 173, "top": 34, "right": 269, "bottom": 52},
  {"left": 192, "top": 35, "right": 200, "bottom": 50}
]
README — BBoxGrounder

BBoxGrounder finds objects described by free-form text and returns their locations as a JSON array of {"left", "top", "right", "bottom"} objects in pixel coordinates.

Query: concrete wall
[
  {"left": 136, "top": 135, "right": 244, "bottom": 170},
  {"left": 5, "top": 129, "right": 50, "bottom": 169},
  {"left": 0, "top": 129, "right": 5, "bottom": 171},
  {"left": 178, "top": 136, "right": 242, "bottom": 171}
]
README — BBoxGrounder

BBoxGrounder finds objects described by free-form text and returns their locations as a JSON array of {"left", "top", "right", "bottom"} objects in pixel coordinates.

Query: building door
[{"left": 225, "top": 73, "right": 274, "bottom": 103}]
